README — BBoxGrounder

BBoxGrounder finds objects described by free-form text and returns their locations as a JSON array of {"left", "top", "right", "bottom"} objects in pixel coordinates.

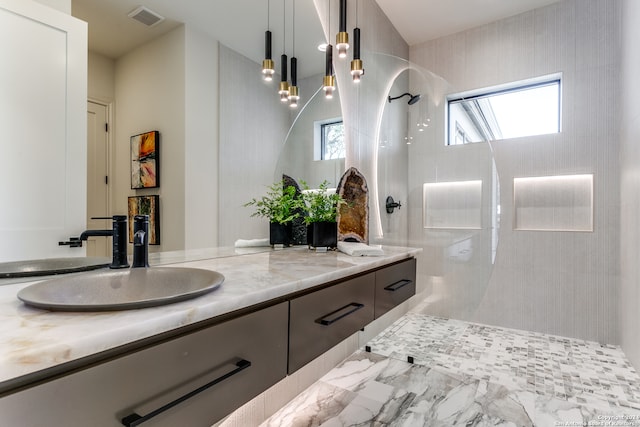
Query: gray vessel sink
[
  {"left": 0, "top": 257, "right": 110, "bottom": 278},
  {"left": 17, "top": 267, "right": 224, "bottom": 311}
]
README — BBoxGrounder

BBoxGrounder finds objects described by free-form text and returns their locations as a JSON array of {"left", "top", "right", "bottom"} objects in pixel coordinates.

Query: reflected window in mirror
[
  {"left": 447, "top": 74, "right": 561, "bottom": 145},
  {"left": 314, "top": 118, "right": 345, "bottom": 160}
]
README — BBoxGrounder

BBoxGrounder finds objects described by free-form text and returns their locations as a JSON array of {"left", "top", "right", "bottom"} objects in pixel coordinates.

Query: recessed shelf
[
  {"left": 513, "top": 174, "right": 593, "bottom": 232},
  {"left": 423, "top": 180, "right": 483, "bottom": 229}
]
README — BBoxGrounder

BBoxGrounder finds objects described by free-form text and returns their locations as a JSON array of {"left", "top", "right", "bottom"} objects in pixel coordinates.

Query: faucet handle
[
  {"left": 59, "top": 237, "right": 83, "bottom": 248},
  {"left": 131, "top": 215, "right": 150, "bottom": 268}
]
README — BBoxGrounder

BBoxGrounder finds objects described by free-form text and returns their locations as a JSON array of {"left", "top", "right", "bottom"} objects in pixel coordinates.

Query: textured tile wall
[
  {"left": 619, "top": 0, "right": 640, "bottom": 370},
  {"left": 409, "top": 0, "right": 622, "bottom": 345}
]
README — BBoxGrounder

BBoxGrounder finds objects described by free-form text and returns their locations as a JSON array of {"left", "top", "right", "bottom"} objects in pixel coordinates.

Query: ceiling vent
[{"left": 128, "top": 6, "right": 165, "bottom": 27}]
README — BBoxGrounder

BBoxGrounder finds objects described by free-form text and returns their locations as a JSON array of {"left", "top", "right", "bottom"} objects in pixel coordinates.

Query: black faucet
[
  {"left": 131, "top": 215, "right": 150, "bottom": 268},
  {"left": 60, "top": 215, "right": 130, "bottom": 269}
]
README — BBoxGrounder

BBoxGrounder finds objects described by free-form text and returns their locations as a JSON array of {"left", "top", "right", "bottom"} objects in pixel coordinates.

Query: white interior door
[
  {"left": 86, "top": 101, "right": 110, "bottom": 257},
  {"left": 0, "top": 0, "right": 87, "bottom": 262}
]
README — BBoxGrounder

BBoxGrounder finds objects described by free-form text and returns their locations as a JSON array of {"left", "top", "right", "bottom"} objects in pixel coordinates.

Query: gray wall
[
  {"left": 410, "top": 0, "right": 621, "bottom": 344},
  {"left": 620, "top": 0, "right": 640, "bottom": 369},
  {"left": 218, "top": 44, "right": 291, "bottom": 246}
]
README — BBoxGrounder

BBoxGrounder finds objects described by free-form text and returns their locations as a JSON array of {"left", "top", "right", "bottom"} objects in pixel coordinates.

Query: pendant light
[
  {"left": 262, "top": 0, "right": 275, "bottom": 81},
  {"left": 323, "top": 45, "right": 335, "bottom": 99},
  {"left": 278, "top": 0, "right": 289, "bottom": 101},
  {"left": 350, "top": 0, "right": 364, "bottom": 82},
  {"left": 336, "top": 0, "right": 349, "bottom": 58},
  {"left": 323, "top": 0, "right": 335, "bottom": 99},
  {"left": 288, "top": 0, "right": 299, "bottom": 107}
]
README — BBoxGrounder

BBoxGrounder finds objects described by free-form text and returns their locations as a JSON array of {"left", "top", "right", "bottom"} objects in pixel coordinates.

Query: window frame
[
  {"left": 314, "top": 117, "right": 345, "bottom": 161},
  {"left": 446, "top": 74, "right": 562, "bottom": 146}
]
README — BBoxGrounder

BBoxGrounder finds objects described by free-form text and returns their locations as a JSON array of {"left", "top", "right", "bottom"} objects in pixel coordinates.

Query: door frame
[{"left": 87, "top": 98, "right": 113, "bottom": 222}]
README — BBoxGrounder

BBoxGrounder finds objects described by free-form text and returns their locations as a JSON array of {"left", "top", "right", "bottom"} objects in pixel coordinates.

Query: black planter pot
[
  {"left": 270, "top": 222, "right": 292, "bottom": 246},
  {"left": 307, "top": 221, "right": 337, "bottom": 249}
]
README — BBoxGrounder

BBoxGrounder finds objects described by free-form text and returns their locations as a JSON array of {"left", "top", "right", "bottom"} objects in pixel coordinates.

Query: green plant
[
  {"left": 300, "top": 180, "right": 344, "bottom": 224},
  {"left": 244, "top": 181, "right": 301, "bottom": 225}
]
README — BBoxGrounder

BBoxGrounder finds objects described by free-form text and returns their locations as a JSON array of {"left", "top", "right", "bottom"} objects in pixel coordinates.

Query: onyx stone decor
[
  {"left": 282, "top": 174, "right": 307, "bottom": 245},
  {"left": 336, "top": 167, "right": 370, "bottom": 244}
]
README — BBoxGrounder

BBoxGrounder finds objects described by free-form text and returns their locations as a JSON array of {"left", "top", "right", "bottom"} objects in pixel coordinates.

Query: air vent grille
[{"left": 128, "top": 6, "right": 165, "bottom": 27}]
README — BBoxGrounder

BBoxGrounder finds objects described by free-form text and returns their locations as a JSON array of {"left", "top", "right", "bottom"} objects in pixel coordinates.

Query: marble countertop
[{"left": 0, "top": 245, "right": 420, "bottom": 393}]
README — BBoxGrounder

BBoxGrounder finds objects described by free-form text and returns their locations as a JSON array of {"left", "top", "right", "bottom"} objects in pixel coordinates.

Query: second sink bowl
[
  {"left": 17, "top": 267, "right": 224, "bottom": 311},
  {"left": 0, "top": 257, "right": 111, "bottom": 278}
]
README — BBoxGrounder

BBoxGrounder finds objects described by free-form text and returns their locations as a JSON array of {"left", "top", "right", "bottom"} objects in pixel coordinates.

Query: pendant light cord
[
  {"left": 327, "top": 0, "right": 330, "bottom": 42},
  {"left": 267, "top": 0, "right": 270, "bottom": 30},
  {"left": 292, "top": 0, "right": 295, "bottom": 56}
]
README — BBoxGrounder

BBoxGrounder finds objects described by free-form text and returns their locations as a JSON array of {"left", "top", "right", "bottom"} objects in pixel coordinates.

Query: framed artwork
[
  {"left": 127, "top": 195, "right": 160, "bottom": 245},
  {"left": 131, "top": 130, "right": 159, "bottom": 189}
]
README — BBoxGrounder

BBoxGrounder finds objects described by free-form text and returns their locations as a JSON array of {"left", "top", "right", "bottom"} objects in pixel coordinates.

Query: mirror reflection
[{"left": 274, "top": 83, "right": 344, "bottom": 188}]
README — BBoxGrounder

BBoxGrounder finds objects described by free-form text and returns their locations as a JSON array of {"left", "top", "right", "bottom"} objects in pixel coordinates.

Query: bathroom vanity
[{"left": 0, "top": 246, "right": 418, "bottom": 426}]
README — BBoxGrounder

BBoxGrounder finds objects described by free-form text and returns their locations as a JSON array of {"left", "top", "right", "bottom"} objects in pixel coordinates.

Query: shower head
[{"left": 388, "top": 92, "right": 422, "bottom": 105}]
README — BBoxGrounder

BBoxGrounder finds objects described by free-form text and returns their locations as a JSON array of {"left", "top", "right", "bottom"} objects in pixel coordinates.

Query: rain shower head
[{"left": 388, "top": 92, "right": 422, "bottom": 105}]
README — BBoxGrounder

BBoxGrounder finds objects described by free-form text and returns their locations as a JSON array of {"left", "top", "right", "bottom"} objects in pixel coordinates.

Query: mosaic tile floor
[{"left": 263, "top": 314, "right": 640, "bottom": 426}]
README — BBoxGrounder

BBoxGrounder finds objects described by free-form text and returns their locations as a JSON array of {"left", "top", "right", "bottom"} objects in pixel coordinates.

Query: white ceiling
[
  {"left": 375, "top": 0, "right": 563, "bottom": 46},
  {"left": 71, "top": 0, "right": 563, "bottom": 78}
]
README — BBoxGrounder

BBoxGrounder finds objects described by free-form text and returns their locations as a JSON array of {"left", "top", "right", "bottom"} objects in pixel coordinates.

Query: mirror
[
  {"left": 376, "top": 61, "right": 500, "bottom": 320},
  {"left": 274, "top": 76, "right": 344, "bottom": 188}
]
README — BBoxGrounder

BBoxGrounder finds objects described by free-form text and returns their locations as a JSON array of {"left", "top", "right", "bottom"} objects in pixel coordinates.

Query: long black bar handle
[
  {"left": 315, "top": 303, "right": 365, "bottom": 326},
  {"left": 384, "top": 279, "right": 413, "bottom": 292},
  {"left": 121, "top": 359, "right": 251, "bottom": 427}
]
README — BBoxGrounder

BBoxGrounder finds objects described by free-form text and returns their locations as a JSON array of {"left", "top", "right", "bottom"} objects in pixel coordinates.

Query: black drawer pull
[
  {"left": 384, "top": 279, "right": 413, "bottom": 292},
  {"left": 121, "top": 359, "right": 251, "bottom": 426},
  {"left": 315, "top": 302, "right": 364, "bottom": 326}
]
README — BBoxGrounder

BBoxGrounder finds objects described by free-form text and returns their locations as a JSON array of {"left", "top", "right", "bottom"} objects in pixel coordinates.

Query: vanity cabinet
[
  {"left": 0, "top": 302, "right": 288, "bottom": 427},
  {"left": 0, "top": 255, "right": 417, "bottom": 426},
  {"left": 374, "top": 258, "right": 417, "bottom": 318},
  {"left": 288, "top": 273, "right": 375, "bottom": 373}
]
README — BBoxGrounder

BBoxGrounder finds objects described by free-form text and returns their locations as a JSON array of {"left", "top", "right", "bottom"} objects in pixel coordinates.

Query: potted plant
[
  {"left": 300, "top": 180, "right": 344, "bottom": 249},
  {"left": 244, "top": 181, "right": 300, "bottom": 246}
]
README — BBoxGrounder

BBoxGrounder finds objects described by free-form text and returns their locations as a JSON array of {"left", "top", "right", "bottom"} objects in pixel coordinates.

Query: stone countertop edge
[{"left": 0, "top": 245, "right": 421, "bottom": 391}]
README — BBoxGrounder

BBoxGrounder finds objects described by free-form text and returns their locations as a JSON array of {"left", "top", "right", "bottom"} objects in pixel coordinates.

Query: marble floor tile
[
  {"left": 263, "top": 351, "right": 640, "bottom": 427},
  {"left": 263, "top": 314, "right": 640, "bottom": 427},
  {"left": 367, "top": 313, "right": 640, "bottom": 411}
]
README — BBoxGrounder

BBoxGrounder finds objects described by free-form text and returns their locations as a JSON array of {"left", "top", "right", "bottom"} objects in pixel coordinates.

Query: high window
[
  {"left": 447, "top": 76, "right": 561, "bottom": 145},
  {"left": 315, "top": 119, "right": 345, "bottom": 160}
]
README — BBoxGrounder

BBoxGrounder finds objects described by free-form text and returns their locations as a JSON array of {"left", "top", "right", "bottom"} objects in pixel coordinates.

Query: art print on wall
[
  {"left": 131, "top": 130, "right": 159, "bottom": 189},
  {"left": 127, "top": 195, "right": 160, "bottom": 245}
]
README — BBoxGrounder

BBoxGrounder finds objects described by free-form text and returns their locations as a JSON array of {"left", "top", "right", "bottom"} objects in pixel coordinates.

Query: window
[
  {"left": 447, "top": 76, "right": 561, "bottom": 145},
  {"left": 315, "top": 119, "right": 345, "bottom": 160}
]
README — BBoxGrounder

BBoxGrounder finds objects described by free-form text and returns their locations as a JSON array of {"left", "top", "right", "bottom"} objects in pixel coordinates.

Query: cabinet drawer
[
  {"left": 374, "top": 258, "right": 416, "bottom": 318},
  {"left": 289, "top": 273, "right": 375, "bottom": 373},
  {"left": 0, "top": 302, "right": 288, "bottom": 427}
]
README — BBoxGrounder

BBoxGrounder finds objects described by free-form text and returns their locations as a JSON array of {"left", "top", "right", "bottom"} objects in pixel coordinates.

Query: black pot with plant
[
  {"left": 300, "top": 180, "right": 344, "bottom": 249},
  {"left": 244, "top": 181, "right": 300, "bottom": 246}
]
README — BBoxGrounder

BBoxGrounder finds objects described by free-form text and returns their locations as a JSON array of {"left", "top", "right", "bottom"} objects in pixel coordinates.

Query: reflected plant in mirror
[
  {"left": 244, "top": 181, "right": 301, "bottom": 225},
  {"left": 244, "top": 181, "right": 302, "bottom": 246}
]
